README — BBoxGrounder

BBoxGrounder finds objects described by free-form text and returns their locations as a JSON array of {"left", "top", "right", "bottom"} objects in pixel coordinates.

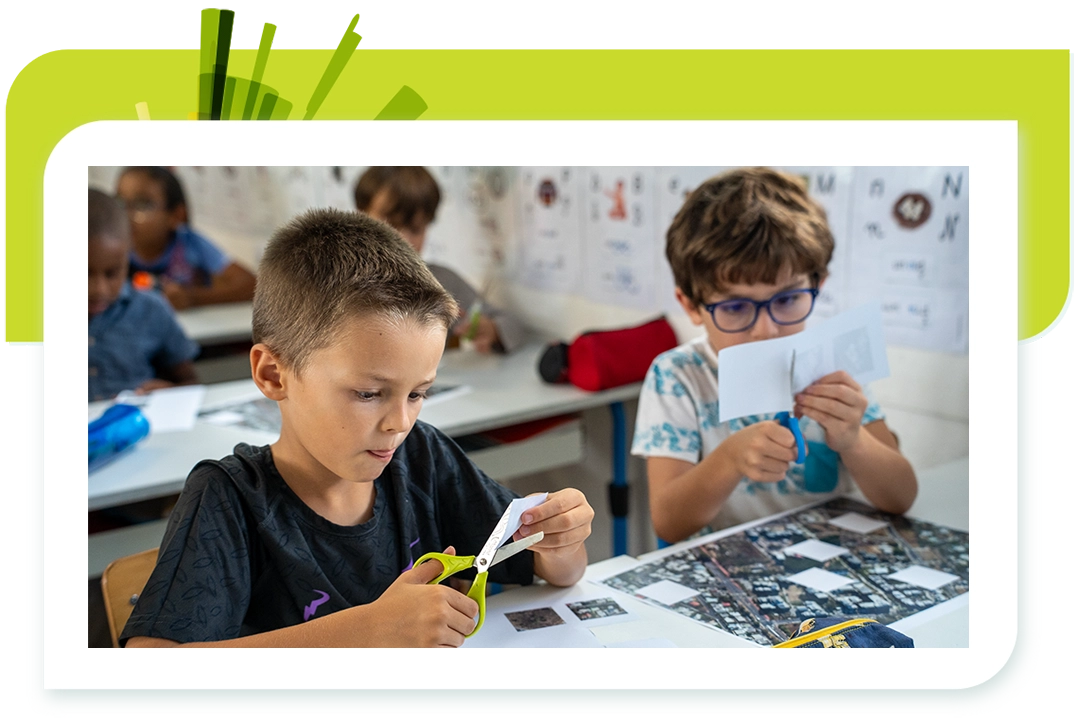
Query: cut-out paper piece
[
  {"left": 243, "top": 23, "right": 277, "bottom": 120},
  {"left": 565, "top": 597, "right": 630, "bottom": 622},
  {"left": 505, "top": 607, "right": 565, "bottom": 632},
  {"left": 374, "top": 85, "right": 429, "bottom": 120},
  {"left": 716, "top": 303, "right": 890, "bottom": 422},
  {"left": 135, "top": 102, "right": 150, "bottom": 120},
  {"left": 635, "top": 579, "right": 701, "bottom": 606},
  {"left": 304, "top": 14, "right": 362, "bottom": 120},
  {"left": 783, "top": 539, "right": 848, "bottom": 562},
  {"left": 887, "top": 565, "right": 960, "bottom": 590},
  {"left": 785, "top": 568, "right": 854, "bottom": 593},
  {"left": 829, "top": 512, "right": 890, "bottom": 534},
  {"left": 492, "top": 494, "right": 548, "bottom": 550}
]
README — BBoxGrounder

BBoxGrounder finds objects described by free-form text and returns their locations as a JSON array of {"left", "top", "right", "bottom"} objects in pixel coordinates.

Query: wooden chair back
[{"left": 100, "top": 548, "right": 159, "bottom": 647}]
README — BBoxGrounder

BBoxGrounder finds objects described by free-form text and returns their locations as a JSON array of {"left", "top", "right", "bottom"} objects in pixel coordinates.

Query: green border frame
[{"left": 6, "top": 49, "right": 1069, "bottom": 341}]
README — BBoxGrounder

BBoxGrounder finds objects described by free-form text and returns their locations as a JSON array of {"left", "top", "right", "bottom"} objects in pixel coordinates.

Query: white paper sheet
[
  {"left": 782, "top": 539, "right": 848, "bottom": 562},
  {"left": 829, "top": 512, "right": 889, "bottom": 534},
  {"left": 785, "top": 568, "right": 854, "bottom": 593},
  {"left": 716, "top": 304, "right": 890, "bottom": 422},
  {"left": 605, "top": 638, "right": 678, "bottom": 648},
  {"left": 887, "top": 565, "right": 960, "bottom": 590},
  {"left": 790, "top": 303, "right": 890, "bottom": 393},
  {"left": 492, "top": 494, "right": 548, "bottom": 550},
  {"left": 118, "top": 385, "right": 206, "bottom": 433},
  {"left": 635, "top": 580, "right": 701, "bottom": 606}
]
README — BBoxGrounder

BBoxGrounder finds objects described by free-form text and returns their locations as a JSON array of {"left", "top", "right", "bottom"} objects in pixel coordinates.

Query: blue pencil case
[
  {"left": 89, "top": 404, "right": 150, "bottom": 472},
  {"left": 772, "top": 617, "right": 914, "bottom": 648}
]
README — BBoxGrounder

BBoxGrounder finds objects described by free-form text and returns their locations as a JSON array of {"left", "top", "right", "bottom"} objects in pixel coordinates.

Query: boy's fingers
[
  {"left": 520, "top": 491, "right": 579, "bottom": 526},
  {"left": 405, "top": 546, "right": 456, "bottom": 584}
]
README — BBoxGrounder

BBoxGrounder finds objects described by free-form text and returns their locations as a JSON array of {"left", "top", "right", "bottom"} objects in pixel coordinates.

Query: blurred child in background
[
  {"left": 116, "top": 166, "right": 256, "bottom": 310},
  {"left": 88, "top": 188, "right": 199, "bottom": 401},
  {"left": 355, "top": 166, "right": 526, "bottom": 354}
]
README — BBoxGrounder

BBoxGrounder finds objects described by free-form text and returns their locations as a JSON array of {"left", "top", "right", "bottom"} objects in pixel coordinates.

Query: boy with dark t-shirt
[{"left": 122, "top": 209, "right": 593, "bottom": 648}]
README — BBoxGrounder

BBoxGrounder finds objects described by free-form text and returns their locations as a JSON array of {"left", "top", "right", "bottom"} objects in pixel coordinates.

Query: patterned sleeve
[
  {"left": 630, "top": 354, "right": 703, "bottom": 464},
  {"left": 120, "top": 462, "right": 253, "bottom": 644},
  {"left": 147, "top": 292, "right": 200, "bottom": 368}
]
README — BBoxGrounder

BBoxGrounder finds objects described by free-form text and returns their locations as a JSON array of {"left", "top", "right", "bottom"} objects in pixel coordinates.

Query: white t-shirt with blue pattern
[{"left": 632, "top": 335, "right": 884, "bottom": 534}]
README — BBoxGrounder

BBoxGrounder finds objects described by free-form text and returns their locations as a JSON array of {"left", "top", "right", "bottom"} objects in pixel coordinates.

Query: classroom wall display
[{"left": 88, "top": 164, "right": 969, "bottom": 354}]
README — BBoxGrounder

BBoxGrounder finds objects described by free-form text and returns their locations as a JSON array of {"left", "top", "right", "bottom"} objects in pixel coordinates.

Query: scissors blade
[
  {"left": 475, "top": 505, "right": 514, "bottom": 572},
  {"left": 489, "top": 531, "right": 544, "bottom": 568}
]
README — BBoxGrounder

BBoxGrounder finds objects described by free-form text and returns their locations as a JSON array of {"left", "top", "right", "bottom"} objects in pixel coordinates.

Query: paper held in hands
[{"left": 716, "top": 304, "right": 890, "bottom": 423}]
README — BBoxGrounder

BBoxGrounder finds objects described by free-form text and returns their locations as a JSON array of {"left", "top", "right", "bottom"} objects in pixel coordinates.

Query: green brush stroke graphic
[
  {"left": 243, "top": 23, "right": 276, "bottom": 120},
  {"left": 304, "top": 14, "right": 362, "bottom": 120},
  {"left": 374, "top": 85, "right": 428, "bottom": 120}
]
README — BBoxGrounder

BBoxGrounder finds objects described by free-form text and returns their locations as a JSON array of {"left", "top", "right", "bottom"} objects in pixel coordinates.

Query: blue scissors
[{"left": 775, "top": 411, "right": 807, "bottom": 464}]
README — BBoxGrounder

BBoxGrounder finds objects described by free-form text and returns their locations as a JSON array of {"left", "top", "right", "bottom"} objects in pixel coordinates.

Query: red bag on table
[{"left": 538, "top": 316, "right": 678, "bottom": 392}]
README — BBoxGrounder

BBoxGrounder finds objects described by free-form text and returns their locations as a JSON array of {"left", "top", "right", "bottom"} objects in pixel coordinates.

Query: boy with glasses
[{"left": 633, "top": 168, "right": 916, "bottom": 543}]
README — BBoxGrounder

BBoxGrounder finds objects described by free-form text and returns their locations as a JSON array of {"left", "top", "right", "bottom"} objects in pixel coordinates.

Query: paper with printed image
[
  {"left": 790, "top": 303, "right": 890, "bottom": 394},
  {"left": 716, "top": 304, "right": 890, "bottom": 422}
]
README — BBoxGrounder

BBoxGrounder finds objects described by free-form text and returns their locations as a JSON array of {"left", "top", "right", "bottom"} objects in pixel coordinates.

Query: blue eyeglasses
[{"left": 703, "top": 288, "right": 819, "bottom": 333}]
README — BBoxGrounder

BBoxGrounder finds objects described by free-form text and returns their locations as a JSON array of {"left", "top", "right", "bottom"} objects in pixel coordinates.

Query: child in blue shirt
[
  {"left": 633, "top": 168, "right": 917, "bottom": 542},
  {"left": 116, "top": 166, "right": 256, "bottom": 310},
  {"left": 88, "top": 189, "right": 198, "bottom": 401}
]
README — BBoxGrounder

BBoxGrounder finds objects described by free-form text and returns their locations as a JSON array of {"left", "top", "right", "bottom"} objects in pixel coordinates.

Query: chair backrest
[{"left": 100, "top": 547, "right": 159, "bottom": 647}]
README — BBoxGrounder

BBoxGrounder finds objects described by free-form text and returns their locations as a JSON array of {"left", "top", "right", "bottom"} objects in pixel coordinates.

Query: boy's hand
[
  {"left": 454, "top": 313, "right": 500, "bottom": 354},
  {"left": 134, "top": 378, "right": 176, "bottom": 394},
  {"left": 514, "top": 489, "right": 593, "bottom": 560},
  {"left": 161, "top": 279, "right": 193, "bottom": 310},
  {"left": 362, "top": 546, "right": 479, "bottom": 647},
  {"left": 722, "top": 421, "right": 800, "bottom": 483},
  {"left": 794, "top": 371, "right": 868, "bottom": 453}
]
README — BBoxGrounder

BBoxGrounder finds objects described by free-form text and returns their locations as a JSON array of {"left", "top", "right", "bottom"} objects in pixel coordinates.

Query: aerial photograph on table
[{"left": 600, "top": 498, "right": 969, "bottom": 646}]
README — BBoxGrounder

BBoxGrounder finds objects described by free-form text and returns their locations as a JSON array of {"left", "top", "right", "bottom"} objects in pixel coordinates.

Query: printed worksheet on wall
[
  {"left": 777, "top": 166, "right": 856, "bottom": 321},
  {"left": 847, "top": 166, "right": 969, "bottom": 353},
  {"left": 516, "top": 166, "right": 583, "bottom": 293},
  {"left": 582, "top": 166, "right": 659, "bottom": 310}
]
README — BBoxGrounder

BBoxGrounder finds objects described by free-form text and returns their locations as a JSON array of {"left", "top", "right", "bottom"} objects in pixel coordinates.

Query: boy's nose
[
  {"left": 748, "top": 308, "right": 781, "bottom": 340},
  {"left": 382, "top": 398, "right": 412, "bottom": 433}
]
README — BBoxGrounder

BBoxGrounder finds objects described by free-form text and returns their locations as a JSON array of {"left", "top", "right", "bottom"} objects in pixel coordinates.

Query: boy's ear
[
  {"left": 674, "top": 288, "right": 705, "bottom": 326},
  {"left": 251, "top": 343, "right": 287, "bottom": 400}
]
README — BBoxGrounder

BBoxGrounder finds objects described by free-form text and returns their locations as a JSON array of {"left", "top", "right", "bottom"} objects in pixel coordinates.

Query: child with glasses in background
[
  {"left": 633, "top": 168, "right": 916, "bottom": 543},
  {"left": 116, "top": 166, "right": 256, "bottom": 310}
]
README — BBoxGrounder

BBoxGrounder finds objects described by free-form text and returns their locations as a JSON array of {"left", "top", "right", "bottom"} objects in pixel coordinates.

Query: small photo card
[{"left": 504, "top": 606, "right": 566, "bottom": 632}]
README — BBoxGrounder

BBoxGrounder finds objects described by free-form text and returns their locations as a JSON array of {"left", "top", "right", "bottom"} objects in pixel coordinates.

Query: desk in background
[
  {"left": 175, "top": 302, "right": 253, "bottom": 346},
  {"left": 88, "top": 341, "right": 641, "bottom": 575}
]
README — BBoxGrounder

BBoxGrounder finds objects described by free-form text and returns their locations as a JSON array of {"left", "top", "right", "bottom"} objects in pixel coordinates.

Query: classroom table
[
  {"left": 88, "top": 341, "right": 642, "bottom": 575},
  {"left": 465, "top": 456, "right": 970, "bottom": 648},
  {"left": 175, "top": 301, "right": 254, "bottom": 346}
]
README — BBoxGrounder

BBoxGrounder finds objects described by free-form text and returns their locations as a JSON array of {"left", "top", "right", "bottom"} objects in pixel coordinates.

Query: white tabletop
[
  {"left": 88, "top": 341, "right": 641, "bottom": 511},
  {"left": 175, "top": 302, "right": 253, "bottom": 346}
]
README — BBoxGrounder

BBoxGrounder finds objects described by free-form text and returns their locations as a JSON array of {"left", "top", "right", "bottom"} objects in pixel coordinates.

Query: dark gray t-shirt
[{"left": 121, "top": 421, "right": 533, "bottom": 645}]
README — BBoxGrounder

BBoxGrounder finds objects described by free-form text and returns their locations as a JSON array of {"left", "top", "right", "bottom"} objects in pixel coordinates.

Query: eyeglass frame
[{"left": 702, "top": 287, "right": 820, "bottom": 333}]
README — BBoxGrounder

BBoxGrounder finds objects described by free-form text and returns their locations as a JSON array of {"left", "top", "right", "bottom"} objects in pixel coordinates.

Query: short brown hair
[
  {"left": 252, "top": 208, "right": 458, "bottom": 371},
  {"left": 88, "top": 188, "right": 130, "bottom": 243},
  {"left": 666, "top": 167, "right": 834, "bottom": 306},
  {"left": 353, "top": 166, "right": 441, "bottom": 227}
]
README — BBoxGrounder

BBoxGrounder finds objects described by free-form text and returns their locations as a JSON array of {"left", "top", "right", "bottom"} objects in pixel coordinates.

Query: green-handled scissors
[{"left": 415, "top": 530, "right": 544, "bottom": 638}]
